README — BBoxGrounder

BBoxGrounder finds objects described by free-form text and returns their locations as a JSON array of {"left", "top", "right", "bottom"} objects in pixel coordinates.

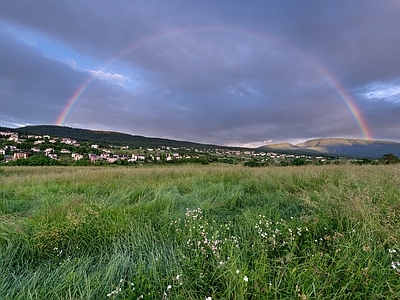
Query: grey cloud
[
  {"left": 1, "top": 1, "right": 399, "bottom": 145},
  {"left": 0, "top": 30, "right": 86, "bottom": 124}
]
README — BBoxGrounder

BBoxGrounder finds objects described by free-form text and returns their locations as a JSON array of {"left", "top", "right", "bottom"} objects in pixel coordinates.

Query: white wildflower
[
  {"left": 243, "top": 276, "right": 248, "bottom": 282},
  {"left": 391, "top": 261, "right": 400, "bottom": 270}
]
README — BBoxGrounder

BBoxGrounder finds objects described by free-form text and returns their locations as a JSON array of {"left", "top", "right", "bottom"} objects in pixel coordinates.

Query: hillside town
[{"left": 0, "top": 130, "right": 384, "bottom": 166}]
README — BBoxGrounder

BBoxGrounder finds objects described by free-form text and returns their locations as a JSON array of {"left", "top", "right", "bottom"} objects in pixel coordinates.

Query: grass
[{"left": 0, "top": 164, "right": 400, "bottom": 299}]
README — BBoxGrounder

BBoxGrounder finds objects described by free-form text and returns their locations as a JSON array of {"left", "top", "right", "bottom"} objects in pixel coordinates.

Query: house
[
  {"left": 14, "top": 152, "right": 29, "bottom": 160},
  {"left": 0, "top": 148, "right": 5, "bottom": 155},
  {"left": 61, "top": 149, "right": 71, "bottom": 154},
  {"left": 7, "top": 135, "right": 19, "bottom": 142},
  {"left": 31, "top": 147, "right": 41, "bottom": 152},
  {"left": 88, "top": 154, "right": 101, "bottom": 163},
  {"left": 61, "top": 138, "right": 77, "bottom": 145},
  {"left": 107, "top": 157, "right": 119, "bottom": 163},
  {"left": 47, "top": 153, "right": 58, "bottom": 160},
  {"left": 0, "top": 131, "right": 16, "bottom": 136},
  {"left": 100, "top": 153, "right": 110, "bottom": 159},
  {"left": 72, "top": 153, "right": 83, "bottom": 161}
]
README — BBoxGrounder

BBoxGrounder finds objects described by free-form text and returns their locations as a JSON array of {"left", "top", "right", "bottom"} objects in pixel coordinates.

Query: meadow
[{"left": 0, "top": 164, "right": 399, "bottom": 299}]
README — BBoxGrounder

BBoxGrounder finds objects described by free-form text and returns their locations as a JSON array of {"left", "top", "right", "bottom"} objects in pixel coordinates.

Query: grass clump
[{"left": 0, "top": 165, "right": 400, "bottom": 299}]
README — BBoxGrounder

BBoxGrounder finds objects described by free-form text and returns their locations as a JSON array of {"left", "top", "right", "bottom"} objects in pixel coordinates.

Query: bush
[
  {"left": 74, "top": 158, "right": 90, "bottom": 166},
  {"left": 8, "top": 154, "right": 62, "bottom": 166}
]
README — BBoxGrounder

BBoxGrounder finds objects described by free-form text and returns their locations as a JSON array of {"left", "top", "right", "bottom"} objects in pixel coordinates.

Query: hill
[
  {"left": 259, "top": 138, "right": 400, "bottom": 158},
  {"left": 3, "top": 125, "right": 399, "bottom": 158},
  {"left": 12, "top": 125, "right": 219, "bottom": 149}
]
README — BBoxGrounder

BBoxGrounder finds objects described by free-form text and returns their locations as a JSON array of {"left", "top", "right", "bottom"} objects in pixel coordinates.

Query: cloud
[
  {"left": 86, "top": 68, "right": 130, "bottom": 84},
  {"left": 363, "top": 83, "right": 400, "bottom": 103},
  {"left": 0, "top": 1, "right": 400, "bottom": 145}
]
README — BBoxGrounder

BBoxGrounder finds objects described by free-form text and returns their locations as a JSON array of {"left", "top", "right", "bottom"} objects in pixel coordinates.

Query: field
[{"left": 1, "top": 164, "right": 400, "bottom": 299}]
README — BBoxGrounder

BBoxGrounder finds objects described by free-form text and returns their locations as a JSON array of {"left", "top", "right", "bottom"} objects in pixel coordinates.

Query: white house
[
  {"left": 72, "top": 153, "right": 83, "bottom": 160},
  {"left": 61, "top": 138, "right": 77, "bottom": 145},
  {"left": 47, "top": 153, "right": 58, "bottom": 160},
  {"left": 107, "top": 157, "right": 119, "bottom": 163}
]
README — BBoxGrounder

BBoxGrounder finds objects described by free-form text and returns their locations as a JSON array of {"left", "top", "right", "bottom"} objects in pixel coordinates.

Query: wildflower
[
  {"left": 167, "top": 285, "right": 172, "bottom": 290},
  {"left": 243, "top": 276, "right": 248, "bottom": 282},
  {"left": 206, "top": 297, "right": 212, "bottom": 300},
  {"left": 389, "top": 249, "right": 397, "bottom": 253},
  {"left": 391, "top": 261, "right": 400, "bottom": 272},
  {"left": 236, "top": 269, "right": 240, "bottom": 274}
]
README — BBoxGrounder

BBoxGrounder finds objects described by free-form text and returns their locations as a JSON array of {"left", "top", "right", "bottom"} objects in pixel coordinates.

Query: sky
[{"left": 1, "top": 1, "right": 400, "bottom": 147}]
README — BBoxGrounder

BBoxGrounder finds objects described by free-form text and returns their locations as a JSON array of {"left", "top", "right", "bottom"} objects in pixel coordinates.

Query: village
[{"left": 0, "top": 130, "right": 339, "bottom": 166}]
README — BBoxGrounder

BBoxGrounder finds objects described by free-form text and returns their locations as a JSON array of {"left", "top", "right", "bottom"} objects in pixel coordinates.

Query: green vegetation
[
  {"left": 6, "top": 154, "right": 63, "bottom": 166},
  {"left": 382, "top": 153, "right": 400, "bottom": 164},
  {"left": 1, "top": 164, "right": 400, "bottom": 299}
]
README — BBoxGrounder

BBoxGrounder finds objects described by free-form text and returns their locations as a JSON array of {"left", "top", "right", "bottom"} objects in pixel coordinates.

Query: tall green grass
[{"left": 0, "top": 165, "right": 399, "bottom": 299}]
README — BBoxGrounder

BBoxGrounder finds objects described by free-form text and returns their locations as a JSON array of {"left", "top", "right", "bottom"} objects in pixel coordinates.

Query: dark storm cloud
[{"left": 1, "top": 0, "right": 399, "bottom": 145}]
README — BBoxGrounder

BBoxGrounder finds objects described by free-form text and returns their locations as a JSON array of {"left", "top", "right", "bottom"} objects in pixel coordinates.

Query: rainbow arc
[{"left": 56, "top": 26, "right": 372, "bottom": 140}]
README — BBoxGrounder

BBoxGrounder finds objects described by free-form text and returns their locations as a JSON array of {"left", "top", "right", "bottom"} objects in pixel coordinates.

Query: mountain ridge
[{"left": 259, "top": 138, "right": 400, "bottom": 158}]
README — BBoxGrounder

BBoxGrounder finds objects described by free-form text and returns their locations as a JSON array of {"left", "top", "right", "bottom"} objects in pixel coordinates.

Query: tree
[{"left": 382, "top": 153, "right": 399, "bottom": 164}]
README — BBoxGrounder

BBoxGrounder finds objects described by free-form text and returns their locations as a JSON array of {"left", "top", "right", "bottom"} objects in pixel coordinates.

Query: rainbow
[
  {"left": 56, "top": 77, "right": 92, "bottom": 126},
  {"left": 56, "top": 26, "right": 373, "bottom": 140},
  {"left": 314, "top": 66, "right": 373, "bottom": 140}
]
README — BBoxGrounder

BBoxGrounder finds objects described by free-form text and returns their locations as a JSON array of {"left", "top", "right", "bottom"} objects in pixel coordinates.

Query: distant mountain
[
  {"left": 12, "top": 125, "right": 219, "bottom": 149},
  {"left": 259, "top": 138, "right": 400, "bottom": 158}
]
